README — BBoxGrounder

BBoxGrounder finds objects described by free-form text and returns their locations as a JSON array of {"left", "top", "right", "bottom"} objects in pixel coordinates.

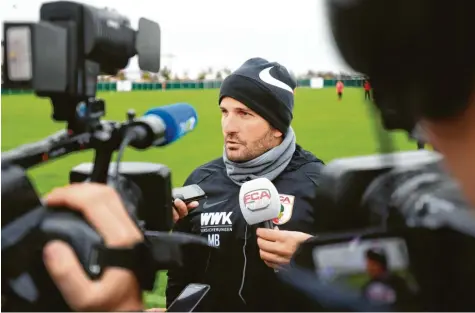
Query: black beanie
[{"left": 219, "top": 58, "right": 297, "bottom": 134}]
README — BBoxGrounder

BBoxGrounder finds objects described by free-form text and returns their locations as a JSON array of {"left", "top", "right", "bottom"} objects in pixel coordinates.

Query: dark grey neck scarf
[{"left": 223, "top": 127, "right": 296, "bottom": 186}]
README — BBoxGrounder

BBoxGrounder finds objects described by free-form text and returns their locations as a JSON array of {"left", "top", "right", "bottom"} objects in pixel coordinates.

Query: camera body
[
  {"left": 2, "top": 1, "right": 161, "bottom": 127},
  {"left": 3, "top": 1, "right": 161, "bottom": 94},
  {"left": 1, "top": 164, "right": 130, "bottom": 311},
  {"left": 70, "top": 162, "right": 174, "bottom": 232},
  {"left": 314, "top": 150, "right": 443, "bottom": 233},
  {"left": 290, "top": 226, "right": 475, "bottom": 311},
  {"left": 288, "top": 150, "right": 475, "bottom": 311}
]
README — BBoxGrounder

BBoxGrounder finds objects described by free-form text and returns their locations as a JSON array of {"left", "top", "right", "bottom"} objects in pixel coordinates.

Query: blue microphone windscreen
[{"left": 144, "top": 103, "right": 198, "bottom": 145}]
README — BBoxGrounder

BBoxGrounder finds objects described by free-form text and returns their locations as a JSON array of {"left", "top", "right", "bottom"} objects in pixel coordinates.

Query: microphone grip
[
  {"left": 262, "top": 220, "right": 275, "bottom": 229},
  {"left": 258, "top": 220, "right": 279, "bottom": 273}
]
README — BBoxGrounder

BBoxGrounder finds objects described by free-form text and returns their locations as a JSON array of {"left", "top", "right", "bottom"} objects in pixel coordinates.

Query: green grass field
[{"left": 1, "top": 87, "right": 416, "bottom": 308}]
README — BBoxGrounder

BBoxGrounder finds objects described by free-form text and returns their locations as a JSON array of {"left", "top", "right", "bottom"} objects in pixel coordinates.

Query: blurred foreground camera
[
  {"left": 284, "top": 150, "right": 475, "bottom": 311},
  {"left": 286, "top": 227, "right": 475, "bottom": 311},
  {"left": 314, "top": 150, "right": 444, "bottom": 232}
]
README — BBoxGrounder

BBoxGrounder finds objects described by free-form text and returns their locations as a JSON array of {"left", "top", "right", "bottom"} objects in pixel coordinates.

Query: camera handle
[{"left": 1, "top": 101, "right": 132, "bottom": 178}]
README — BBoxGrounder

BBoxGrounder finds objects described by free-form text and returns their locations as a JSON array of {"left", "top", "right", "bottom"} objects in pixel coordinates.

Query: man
[
  {"left": 336, "top": 80, "right": 344, "bottom": 101},
  {"left": 363, "top": 80, "right": 371, "bottom": 100},
  {"left": 362, "top": 248, "right": 415, "bottom": 310},
  {"left": 166, "top": 58, "right": 325, "bottom": 311}
]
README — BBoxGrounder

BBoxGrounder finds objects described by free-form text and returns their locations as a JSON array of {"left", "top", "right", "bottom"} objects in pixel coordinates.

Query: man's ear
[{"left": 273, "top": 128, "right": 283, "bottom": 138}]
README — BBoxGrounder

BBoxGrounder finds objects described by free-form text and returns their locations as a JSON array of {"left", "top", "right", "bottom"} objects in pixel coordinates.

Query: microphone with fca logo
[{"left": 239, "top": 177, "right": 281, "bottom": 229}]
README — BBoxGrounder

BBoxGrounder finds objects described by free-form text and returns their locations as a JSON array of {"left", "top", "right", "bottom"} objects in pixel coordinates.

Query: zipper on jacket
[{"left": 238, "top": 225, "right": 248, "bottom": 304}]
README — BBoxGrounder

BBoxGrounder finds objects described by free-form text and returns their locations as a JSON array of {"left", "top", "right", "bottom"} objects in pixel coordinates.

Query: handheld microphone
[
  {"left": 128, "top": 103, "right": 198, "bottom": 149},
  {"left": 239, "top": 177, "right": 281, "bottom": 229}
]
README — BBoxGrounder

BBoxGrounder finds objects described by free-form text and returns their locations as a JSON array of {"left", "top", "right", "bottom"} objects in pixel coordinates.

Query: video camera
[
  {"left": 275, "top": 0, "right": 475, "bottom": 310},
  {"left": 280, "top": 150, "right": 475, "bottom": 311},
  {"left": 1, "top": 2, "right": 211, "bottom": 311},
  {"left": 2, "top": 0, "right": 160, "bottom": 132}
]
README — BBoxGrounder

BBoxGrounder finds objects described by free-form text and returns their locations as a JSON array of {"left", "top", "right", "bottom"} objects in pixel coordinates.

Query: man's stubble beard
[{"left": 225, "top": 129, "right": 278, "bottom": 163}]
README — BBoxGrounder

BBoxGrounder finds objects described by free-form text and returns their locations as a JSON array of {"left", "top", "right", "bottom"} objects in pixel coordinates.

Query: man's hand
[
  {"left": 42, "top": 183, "right": 144, "bottom": 312},
  {"left": 256, "top": 228, "right": 312, "bottom": 269},
  {"left": 172, "top": 198, "right": 199, "bottom": 223}
]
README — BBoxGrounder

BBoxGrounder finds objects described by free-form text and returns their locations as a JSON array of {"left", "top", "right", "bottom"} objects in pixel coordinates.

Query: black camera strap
[{"left": 92, "top": 239, "right": 156, "bottom": 291}]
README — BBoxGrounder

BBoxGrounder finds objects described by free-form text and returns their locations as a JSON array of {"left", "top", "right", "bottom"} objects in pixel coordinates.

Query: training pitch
[{"left": 1, "top": 87, "right": 416, "bottom": 308}]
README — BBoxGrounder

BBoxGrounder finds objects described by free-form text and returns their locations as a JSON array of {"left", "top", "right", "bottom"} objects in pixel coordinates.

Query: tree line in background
[
  {"left": 1, "top": 58, "right": 359, "bottom": 84},
  {"left": 98, "top": 67, "right": 361, "bottom": 82},
  {"left": 98, "top": 66, "right": 233, "bottom": 82}
]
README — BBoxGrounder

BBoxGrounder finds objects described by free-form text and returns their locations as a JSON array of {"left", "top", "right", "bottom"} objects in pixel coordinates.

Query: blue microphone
[
  {"left": 128, "top": 103, "right": 198, "bottom": 149},
  {"left": 144, "top": 103, "right": 198, "bottom": 145}
]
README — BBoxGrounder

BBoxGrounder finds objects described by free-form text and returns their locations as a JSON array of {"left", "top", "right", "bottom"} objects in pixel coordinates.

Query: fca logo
[{"left": 208, "top": 234, "right": 220, "bottom": 247}]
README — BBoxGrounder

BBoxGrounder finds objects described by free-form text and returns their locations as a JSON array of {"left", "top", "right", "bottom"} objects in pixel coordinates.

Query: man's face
[
  {"left": 366, "top": 259, "right": 384, "bottom": 278},
  {"left": 220, "top": 97, "right": 283, "bottom": 162}
]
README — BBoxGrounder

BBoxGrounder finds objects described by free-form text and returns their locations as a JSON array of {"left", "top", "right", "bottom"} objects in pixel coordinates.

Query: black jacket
[{"left": 166, "top": 145, "right": 325, "bottom": 312}]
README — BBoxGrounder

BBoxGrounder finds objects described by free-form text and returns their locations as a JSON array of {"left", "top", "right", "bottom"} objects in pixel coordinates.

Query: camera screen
[
  {"left": 6, "top": 27, "right": 33, "bottom": 81},
  {"left": 312, "top": 237, "right": 420, "bottom": 309}
]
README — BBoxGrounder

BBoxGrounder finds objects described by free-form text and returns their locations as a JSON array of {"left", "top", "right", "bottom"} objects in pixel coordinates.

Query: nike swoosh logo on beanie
[{"left": 258, "top": 66, "right": 294, "bottom": 94}]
